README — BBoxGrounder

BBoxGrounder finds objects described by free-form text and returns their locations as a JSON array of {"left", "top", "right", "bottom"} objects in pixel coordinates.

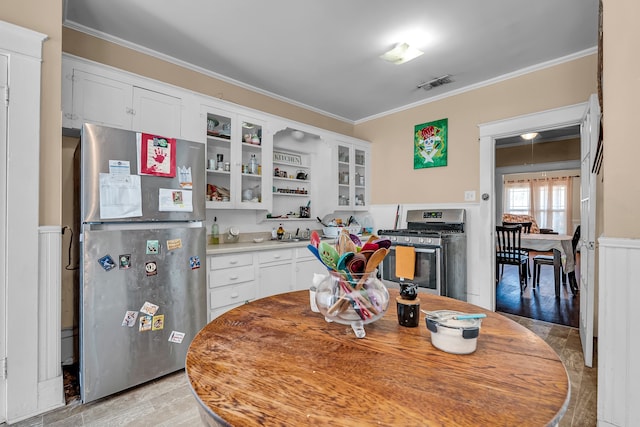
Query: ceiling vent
[{"left": 417, "top": 75, "right": 453, "bottom": 90}]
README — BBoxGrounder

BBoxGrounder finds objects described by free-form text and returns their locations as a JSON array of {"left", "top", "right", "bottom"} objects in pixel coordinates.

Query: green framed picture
[{"left": 414, "top": 118, "right": 448, "bottom": 169}]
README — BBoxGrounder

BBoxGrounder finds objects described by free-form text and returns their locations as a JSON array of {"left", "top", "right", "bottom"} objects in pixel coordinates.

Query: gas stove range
[{"left": 378, "top": 208, "right": 466, "bottom": 246}]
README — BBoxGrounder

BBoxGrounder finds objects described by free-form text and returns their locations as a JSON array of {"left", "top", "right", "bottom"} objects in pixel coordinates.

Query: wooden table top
[{"left": 186, "top": 289, "right": 569, "bottom": 427}]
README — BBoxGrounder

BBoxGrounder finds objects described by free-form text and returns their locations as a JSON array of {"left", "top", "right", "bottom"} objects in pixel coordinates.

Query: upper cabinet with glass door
[
  {"left": 335, "top": 140, "right": 370, "bottom": 211},
  {"left": 203, "top": 105, "right": 270, "bottom": 210}
]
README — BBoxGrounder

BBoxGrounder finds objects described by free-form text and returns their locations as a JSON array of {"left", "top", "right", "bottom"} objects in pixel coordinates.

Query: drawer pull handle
[
  {"left": 273, "top": 255, "right": 281, "bottom": 259},
  {"left": 229, "top": 275, "right": 238, "bottom": 280},
  {"left": 229, "top": 260, "right": 238, "bottom": 265},
  {"left": 230, "top": 292, "right": 239, "bottom": 298}
]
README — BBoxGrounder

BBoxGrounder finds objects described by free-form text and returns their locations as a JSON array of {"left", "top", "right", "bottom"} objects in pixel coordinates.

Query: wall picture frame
[{"left": 414, "top": 118, "right": 448, "bottom": 169}]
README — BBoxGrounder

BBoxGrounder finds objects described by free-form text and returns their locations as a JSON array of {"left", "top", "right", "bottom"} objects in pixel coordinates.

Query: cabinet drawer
[
  {"left": 209, "top": 282, "right": 256, "bottom": 310},
  {"left": 209, "top": 253, "right": 253, "bottom": 270},
  {"left": 258, "top": 249, "right": 293, "bottom": 264},
  {"left": 295, "top": 247, "right": 316, "bottom": 260},
  {"left": 209, "top": 266, "right": 255, "bottom": 288},
  {"left": 208, "top": 301, "right": 250, "bottom": 323}
]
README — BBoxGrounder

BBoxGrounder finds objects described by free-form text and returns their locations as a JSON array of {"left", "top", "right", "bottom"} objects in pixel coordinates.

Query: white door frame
[
  {"left": 0, "top": 20, "right": 47, "bottom": 423},
  {"left": 0, "top": 52, "right": 8, "bottom": 426},
  {"left": 478, "top": 102, "right": 588, "bottom": 312}
]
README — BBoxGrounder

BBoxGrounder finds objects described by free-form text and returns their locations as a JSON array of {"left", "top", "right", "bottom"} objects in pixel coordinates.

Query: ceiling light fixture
[
  {"left": 417, "top": 75, "right": 452, "bottom": 90},
  {"left": 520, "top": 132, "right": 539, "bottom": 140},
  {"left": 380, "top": 43, "right": 424, "bottom": 65}
]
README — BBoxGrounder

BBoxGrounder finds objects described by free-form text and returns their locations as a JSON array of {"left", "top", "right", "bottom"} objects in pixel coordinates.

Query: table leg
[{"left": 553, "top": 249, "right": 561, "bottom": 298}]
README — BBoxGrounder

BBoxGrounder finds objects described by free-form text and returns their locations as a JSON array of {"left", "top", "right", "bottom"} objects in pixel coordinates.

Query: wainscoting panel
[
  {"left": 597, "top": 237, "right": 640, "bottom": 427},
  {"left": 37, "top": 226, "right": 64, "bottom": 411}
]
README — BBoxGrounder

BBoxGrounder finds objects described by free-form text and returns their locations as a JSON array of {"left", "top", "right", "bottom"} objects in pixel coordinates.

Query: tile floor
[{"left": 5, "top": 315, "right": 597, "bottom": 426}]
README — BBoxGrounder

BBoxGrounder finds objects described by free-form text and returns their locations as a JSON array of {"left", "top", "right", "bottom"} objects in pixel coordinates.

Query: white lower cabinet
[
  {"left": 293, "top": 248, "right": 327, "bottom": 291},
  {"left": 207, "top": 245, "right": 330, "bottom": 320},
  {"left": 257, "top": 249, "right": 293, "bottom": 298},
  {"left": 207, "top": 253, "right": 256, "bottom": 322}
]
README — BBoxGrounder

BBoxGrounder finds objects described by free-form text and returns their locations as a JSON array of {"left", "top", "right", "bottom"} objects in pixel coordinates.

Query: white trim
[
  {"left": 478, "top": 103, "right": 586, "bottom": 311},
  {"left": 0, "top": 19, "right": 63, "bottom": 424}
]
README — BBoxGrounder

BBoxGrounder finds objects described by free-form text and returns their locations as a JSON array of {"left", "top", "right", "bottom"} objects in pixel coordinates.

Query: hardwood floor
[
  {"left": 6, "top": 315, "right": 597, "bottom": 426},
  {"left": 496, "top": 251, "right": 580, "bottom": 327}
]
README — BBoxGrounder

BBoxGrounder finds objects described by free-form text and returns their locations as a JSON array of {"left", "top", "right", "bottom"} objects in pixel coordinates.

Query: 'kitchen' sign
[{"left": 273, "top": 151, "right": 302, "bottom": 165}]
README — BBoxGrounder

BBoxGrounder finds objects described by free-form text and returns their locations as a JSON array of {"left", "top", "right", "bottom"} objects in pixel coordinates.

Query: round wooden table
[{"left": 186, "top": 289, "right": 569, "bottom": 426}]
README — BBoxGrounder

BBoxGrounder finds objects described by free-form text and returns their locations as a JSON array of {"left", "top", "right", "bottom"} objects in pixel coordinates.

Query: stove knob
[
  {"left": 390, "top": 236, "right": 397, "bottom": 242},
  {"left": 426, "top": 238, "right": 432, "bottom": 244},
  {"left": 403, "top": 236, "right": 411, "bottom": 243}
]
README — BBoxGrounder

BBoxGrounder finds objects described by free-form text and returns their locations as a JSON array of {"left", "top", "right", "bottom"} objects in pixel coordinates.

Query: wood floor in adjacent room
[{"left": 496, "top": 251, "right": 580, "bottom": 328}]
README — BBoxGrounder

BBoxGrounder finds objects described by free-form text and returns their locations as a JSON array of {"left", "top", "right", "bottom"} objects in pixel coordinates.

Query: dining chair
[
  {"left": 532, "top": 226, "right": 581, "bottom": 295},
  {"left": 501, "top": 221, "right": 532, "bottom": 278},
  {"left": 496, "top": 224, "right": 529, "bottom": 292}
]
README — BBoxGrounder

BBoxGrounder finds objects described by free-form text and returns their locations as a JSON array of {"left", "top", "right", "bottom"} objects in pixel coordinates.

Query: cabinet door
[
  {"left": 334, "top": 141, "right": 370, "bottom": 211},
  {"left": 132, "top": 86, "right": 181, "bottom": 137},
  {"left": 72, "top": 70, "right": 132, "bottom": 130},
  {"left": 294, "top": 258, "right": 327, "bottom": 291},
  {"left": 258, "top": 262, "right": 293, "bottom": 298},
  {"left": 204, "top": 107, "right": 235, "bottom": 209},
  {"left": 238, "top": 115, "right": 269, "bottom": 210}
]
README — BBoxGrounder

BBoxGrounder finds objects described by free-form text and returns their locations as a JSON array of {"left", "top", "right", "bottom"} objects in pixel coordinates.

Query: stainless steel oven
[
  {"left": 381, "top": 242, "right": 441, "bottom": 295},
  {"left": 379, "top": 209, "right": 467, "bottom": 301}
]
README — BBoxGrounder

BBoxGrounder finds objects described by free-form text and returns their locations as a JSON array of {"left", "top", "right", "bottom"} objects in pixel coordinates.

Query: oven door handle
[{"left": 391, "top": 246, "right": 439, "bottom": 254}]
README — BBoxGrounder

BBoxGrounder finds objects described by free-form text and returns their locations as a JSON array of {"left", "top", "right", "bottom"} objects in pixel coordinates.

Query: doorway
[{"left": 494, "top": 129, "right": 581, "bottom": 327}]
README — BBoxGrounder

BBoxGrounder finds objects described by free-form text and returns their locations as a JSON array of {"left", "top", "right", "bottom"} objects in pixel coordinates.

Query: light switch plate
[{"left": 464, "top": 190, "right": 476, "bottom": 201}]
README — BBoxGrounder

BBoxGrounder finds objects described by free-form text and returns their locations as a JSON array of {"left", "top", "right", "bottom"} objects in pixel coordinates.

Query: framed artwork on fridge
[
  {"left": 414, "top": 118, "right": 448, "bottom": 169},
  {"left": 139, "top": 133, "right": 177, "bottom": 177}
]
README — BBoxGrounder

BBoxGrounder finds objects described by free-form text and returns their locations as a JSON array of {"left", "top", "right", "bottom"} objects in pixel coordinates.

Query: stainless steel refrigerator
[{"left": 77, "top": 123, "right": 207, "bottom": 403}]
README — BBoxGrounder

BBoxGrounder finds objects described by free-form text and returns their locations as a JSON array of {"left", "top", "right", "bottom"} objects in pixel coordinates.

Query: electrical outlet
[{"left": 464, "top": 190, "right": 476, "bottom": 201}]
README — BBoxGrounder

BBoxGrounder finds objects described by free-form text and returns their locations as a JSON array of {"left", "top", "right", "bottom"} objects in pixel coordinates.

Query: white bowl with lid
[{"left": 425, "top": 310, "right": 483, "bottom": 354}]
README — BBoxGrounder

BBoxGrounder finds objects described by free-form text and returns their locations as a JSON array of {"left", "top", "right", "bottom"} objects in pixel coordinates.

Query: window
[{"left": 503, "top": 176, "right": 573, "bottom": 234}]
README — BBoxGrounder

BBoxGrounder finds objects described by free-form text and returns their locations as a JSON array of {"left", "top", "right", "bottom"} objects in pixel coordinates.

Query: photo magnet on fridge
[
  {"left": 145, "top": 261, "right": 158, "bottom": 276},
  {"left": 97, "top": 254, "right": 116, "bottom": 271},
  {"left": 146, "top": 240, "right": 159, "bottom": 255},
  {"left": 121, "top": 310, "right": 138, "bottom": 327},
  {"left": 152, "top": 315, "right": 164, "bottom": 331},
  {"left": 140, "top": 301, "right": 159, "bottom": 316},
  {"left": 139, "top": 315, "right": 152, "bottom": 332},
  {"left": 119, "top": 254, "right": 131, "bottom": 269},
  {"left": 189, "top": 255, "right": 201, "bottom": 270}
]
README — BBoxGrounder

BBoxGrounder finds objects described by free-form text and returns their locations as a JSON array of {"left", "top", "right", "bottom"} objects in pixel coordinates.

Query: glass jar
[{"left": 315, "top": 270, "right": 389, "bottom": 338}]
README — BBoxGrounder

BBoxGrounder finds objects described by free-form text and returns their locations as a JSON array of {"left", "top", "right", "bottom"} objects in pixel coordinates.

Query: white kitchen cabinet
[
  {"left": 207, "top": 253, "right": 256, "bottom": 322},
  {"left": 203, "top": 105, "right": 271, "bottom": 211},
  {"left": 257, "top": 248, "right": 293, "bottom": 298},
  {"left": 334, "top": 139, "right": 370, "bottom": 211},
  {"left": 63, "top": 68, "right": 181, "bottom": 137},
  {"left": 293, "top": 248, "right": 327, "bottom": 291}
]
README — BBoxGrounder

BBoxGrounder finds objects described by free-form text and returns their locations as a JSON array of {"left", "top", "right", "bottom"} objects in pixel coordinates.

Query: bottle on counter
[
  {"left": 211, "top": 217, "right": 219, "bottom": 245},
  {"left": 271, "top": 227, "right": 277, "bottom": 240},
  {"left": 277, "top": 224, "right": 285, "bottom": 240}
]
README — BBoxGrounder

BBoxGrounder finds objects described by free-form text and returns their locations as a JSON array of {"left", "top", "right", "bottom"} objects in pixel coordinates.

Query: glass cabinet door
[
  {"left": 239, "top": 117, "right": 265, "bottom": 207},
  {"left": 205, "top": 110, "right": 234, "bottom": 208},
  {"left": 337, "top": 144, "right": 350, "bottom": 208},
  {"left": 335, "top": 141, "right": 369, "bottom": 211},
  {"left": 354, "top": 147, "right": 367, "bottom": 208}
]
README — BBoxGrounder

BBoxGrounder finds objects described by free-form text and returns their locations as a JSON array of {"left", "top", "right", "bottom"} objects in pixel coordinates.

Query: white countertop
[{"left": 206, "top": 238, "right": 312, "bottom": 255}]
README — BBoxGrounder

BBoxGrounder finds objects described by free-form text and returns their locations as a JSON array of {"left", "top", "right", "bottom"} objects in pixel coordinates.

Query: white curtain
[{"left": 503, "top": 176, "right": 573, "bottom": 234}]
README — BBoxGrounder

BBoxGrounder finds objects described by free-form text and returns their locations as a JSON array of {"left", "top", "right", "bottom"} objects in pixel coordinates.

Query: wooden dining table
[
  {"left": 520, "top": 233, "right": 576, "bottom": 297},
  {"left": 186, "top": 289, "right": 570, "bottom": 427}
]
